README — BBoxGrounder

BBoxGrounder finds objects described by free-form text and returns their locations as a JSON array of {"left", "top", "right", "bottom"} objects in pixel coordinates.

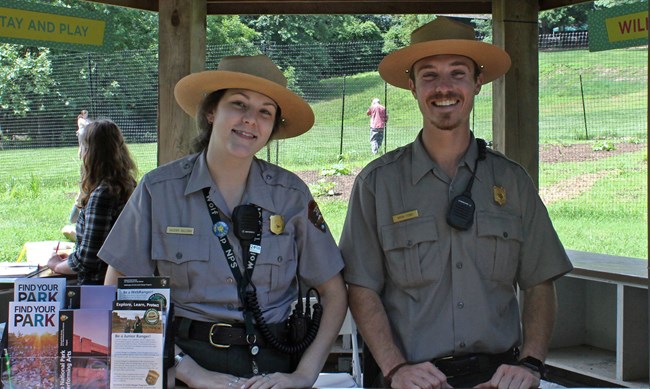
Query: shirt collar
[
  {"left": 185, "top": 151, "right": 213, "bottom": 196},
  {"left": 411, "top": 130, "right": 479, "bottom": 184},
  {"left": 243, "top": 159, "right": 278, "bottom": 214},
  {"left": 184, "top": 153, "right": 278, "bottom": 214}
]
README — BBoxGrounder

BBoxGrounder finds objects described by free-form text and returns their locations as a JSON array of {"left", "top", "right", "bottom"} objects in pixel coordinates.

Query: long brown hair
[{"left": 78, "top": 119, "right": 138, "bottom": 207}]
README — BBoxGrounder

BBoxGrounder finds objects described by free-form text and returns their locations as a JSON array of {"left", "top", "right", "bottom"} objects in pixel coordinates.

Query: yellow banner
[
  {"left": 605, "top": 11, "right": 648, "bottom": 43},
  {"left": 0, "top": 7, "right": 105, "bottom": 46}
]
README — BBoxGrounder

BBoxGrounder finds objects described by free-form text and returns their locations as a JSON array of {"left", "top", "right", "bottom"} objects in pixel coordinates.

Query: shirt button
[
  {"left": 503, "top": 232, "right": 509, "bottom": 238},
  {"left": 456, "top": 262, "right": 463, "bottom": 269},
  {"left": 277, "top": 256, "right": 283, "bottom": 263},
  {"left": 227, "top": 303, "right": 235, "bottom": 310},
  {"left": 266, "top": 174, "right": 272, "bottom": 180},
  {"left": 457, "top": 302, "right": 464, "bottom": 309},
  {"left": 175, "top": 252, "right": 183, "bottom": 259},
  {"left": 407, "top": 240, "right": 413, "bottom": 247},
  {"left": 226, "top": 277, "right": 234, "bottom": 284},
  {"left": 459, "top": 341, "right": 466, "bottom": 348}
]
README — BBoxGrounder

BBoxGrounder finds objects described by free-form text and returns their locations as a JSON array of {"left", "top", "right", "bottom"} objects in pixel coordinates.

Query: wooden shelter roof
[{"left": 90, "top": 0, "right": 591, "bottom": 14}]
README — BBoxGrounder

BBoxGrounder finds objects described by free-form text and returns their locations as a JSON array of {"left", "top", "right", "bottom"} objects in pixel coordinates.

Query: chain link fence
[{"left": 0, "top": 33, "right": 647, "bottom": 258}]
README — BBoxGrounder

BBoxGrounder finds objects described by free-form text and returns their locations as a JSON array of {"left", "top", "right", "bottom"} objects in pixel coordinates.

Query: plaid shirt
[{"left": 68, "top": 183, "right": 125, "bottom": 284}]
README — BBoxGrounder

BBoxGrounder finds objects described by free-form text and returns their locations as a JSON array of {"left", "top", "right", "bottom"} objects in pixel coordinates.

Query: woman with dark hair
[
  {"left": 48, "top": 119, "right": 138, "bottom": 285},
  {"left": 99, "top": 54, "right": 347, "bottom": 389}
]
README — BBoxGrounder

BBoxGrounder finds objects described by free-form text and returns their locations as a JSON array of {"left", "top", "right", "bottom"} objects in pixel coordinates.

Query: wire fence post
[
  {"left": 579, "top": 74, "right": 589, "bottom": 140},
  {"left": 383, "top": 81, "right": 388, "bottom": 154},
  {"left": 339, "top": 74, "right": 346, "bottom": 158}
]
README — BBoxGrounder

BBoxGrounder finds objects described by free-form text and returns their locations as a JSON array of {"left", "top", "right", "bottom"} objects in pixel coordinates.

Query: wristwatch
[
  {"left": 518, "top": 356, "right": 546, "bottom": 379},
  {"left": 173, "top": 351, "right": 186, "bottom": 368}
]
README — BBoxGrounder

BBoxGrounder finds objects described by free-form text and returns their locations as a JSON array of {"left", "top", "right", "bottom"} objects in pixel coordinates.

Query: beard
[{"left": 422, "top": 92, "right": 470, "bottom": 131}]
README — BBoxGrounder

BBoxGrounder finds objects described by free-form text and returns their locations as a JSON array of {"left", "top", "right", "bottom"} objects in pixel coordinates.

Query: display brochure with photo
[
  {"left": 110, "top": 300, "right": 164, "bottom": 389},
  {"left": 7, "top": 301, "right": 60, "bottom": 388},
  {"left": 117, "top": 276, "right": 170, "bottom": 316},
  {"left": 58, "top": 308, "right": 112, "bottom": 389},
  {"left": 13, "top": 277, "right": 67, "bottom": 308},
  {"left": 65, "top": 284, "right": 117, "bottom": 309}
]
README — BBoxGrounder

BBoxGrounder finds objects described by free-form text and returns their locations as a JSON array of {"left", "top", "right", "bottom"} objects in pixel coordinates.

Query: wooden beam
[
  {"left": 539, "top": 0, "right": 593, "bottom": 11},
  {"left": 206, "top": 1, "right": 492, "bottom": 14},
  {"left": 492, "top": 0, "right": 540, "bottom": 187},
  {"left": 84, "top": 0, "right": 158, "bottom": 12},
  {"left": 85, "top": 0, "right": 595, "bottom": 14},
  {"left": 158, "top": 0, "right": 206, "bottom": 165}
]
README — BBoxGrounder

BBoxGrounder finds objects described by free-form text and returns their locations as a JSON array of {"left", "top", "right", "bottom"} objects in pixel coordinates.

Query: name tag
[
  {"left": 166, "top": 226, "right": 194, "bottom": 235},
  {"left": 392, "top": 210, "right": 419, "bottom": 223}
]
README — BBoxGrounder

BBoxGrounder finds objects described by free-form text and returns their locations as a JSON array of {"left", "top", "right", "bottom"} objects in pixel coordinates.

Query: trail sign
[
  {"left": 0, "top": 0, "right": 112, "bottom": 52},
  {"left": 589, "top": 2, "right": 648, "bottom": 52}
]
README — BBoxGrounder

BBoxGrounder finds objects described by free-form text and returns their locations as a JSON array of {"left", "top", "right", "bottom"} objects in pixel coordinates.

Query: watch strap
[{"left": 518, "top": 356, "right": 546, "bottom": 379}]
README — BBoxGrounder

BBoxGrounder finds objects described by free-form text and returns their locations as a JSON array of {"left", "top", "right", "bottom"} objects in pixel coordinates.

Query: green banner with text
[
  {"left": 0, "top": 0, "right": 112, "bottom": 52},
  {"left": 589, "top": 2, "right": 648, "bottom": 52}
]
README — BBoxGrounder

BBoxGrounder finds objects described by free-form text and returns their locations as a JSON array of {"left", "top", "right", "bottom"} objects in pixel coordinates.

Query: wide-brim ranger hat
[
  {"left": 174, "top": 54, "right": 314, "bottom": 139},
  {"left": 378, "top": 16, "right": 512, "bottom": 89}
]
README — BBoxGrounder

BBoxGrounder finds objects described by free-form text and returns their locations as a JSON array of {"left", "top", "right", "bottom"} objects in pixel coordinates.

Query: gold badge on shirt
[
  {"left": 493, "top": 186, "right": 506, "bottom": 206},
  {"left": 270, "top": 215, "right": 285, "bottom": 235}
]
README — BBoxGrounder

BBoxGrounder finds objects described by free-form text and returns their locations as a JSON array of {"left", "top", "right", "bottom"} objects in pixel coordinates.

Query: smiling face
[
  {"left": 409, "top": 54, "right": 483, "bottom": 133},
  {"left": 205, "top": 89, "right": 278, "bottom": 160}
]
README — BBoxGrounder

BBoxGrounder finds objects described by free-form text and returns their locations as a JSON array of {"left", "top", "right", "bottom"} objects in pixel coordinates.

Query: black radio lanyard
[
  {"left": 202, "top": 187, "right": 263, "bottom": 373},
  {"left": 202, "top": 188, "right": 261, "bottom": 296}
]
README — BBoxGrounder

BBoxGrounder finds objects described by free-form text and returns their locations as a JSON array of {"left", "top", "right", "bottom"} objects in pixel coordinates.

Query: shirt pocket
[
  {"left": 252, "top": 234, "right": 297, "bottom": 306},
  {"left": 380, "top": 216, "right": 441, "bottom": 295},
  {"left": 475, "top": 211, "right": 523, "bottom": 283},
  {"left": 151, "top": 232, "right": 210, "bottom": 301}
]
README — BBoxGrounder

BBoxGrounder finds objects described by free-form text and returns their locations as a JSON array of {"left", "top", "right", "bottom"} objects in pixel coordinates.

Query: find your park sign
[
  {"left": 588, "top": 1, "right": 648, "bottom": 52},
  {"left": 0, "top": 0, "right": 111, "bottom": 52}
]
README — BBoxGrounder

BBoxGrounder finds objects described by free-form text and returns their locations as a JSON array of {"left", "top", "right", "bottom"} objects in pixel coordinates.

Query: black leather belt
[
  {"left": 174, "top": 317, "right": 287, "bottom": 349},
  {"left": 433, "top": 348, "right": 519, "bottom": 378}
]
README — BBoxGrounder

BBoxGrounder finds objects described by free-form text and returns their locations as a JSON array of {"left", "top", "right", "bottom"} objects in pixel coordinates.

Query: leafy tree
[
  {"left": 539, "top": 3, "right": 593, "bottom": 33},
  {"left": 207, "top": 15, "right": 260, "bottom": 50},
  {"left": 0, "top": 45, "right": 54, "bottom": 116},
  {"left": 242, "top": 15, "right": 384, "bottom": 83},
  {"left": 382, "top": 15, "right": 436, "bottom": 53},
  {"left": 539, "top": 0, "right": 644, "bottom": 33}
]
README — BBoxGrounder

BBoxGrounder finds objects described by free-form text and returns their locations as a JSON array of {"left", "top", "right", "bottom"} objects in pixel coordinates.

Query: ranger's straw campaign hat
[
  {"left": 378, "top": 16, "right": 512, "bottom": 89},
  {"left": 174, "top": 54, "right": 314, "bottom": 139}
]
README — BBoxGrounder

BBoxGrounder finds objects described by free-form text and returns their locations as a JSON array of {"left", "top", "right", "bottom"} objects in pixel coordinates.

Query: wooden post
[
  {"left": 492, "top": 0, "right": 540, "bottom": 187},
  {"left": 158, "top": 0, "right": 206, "bottom": 166}
]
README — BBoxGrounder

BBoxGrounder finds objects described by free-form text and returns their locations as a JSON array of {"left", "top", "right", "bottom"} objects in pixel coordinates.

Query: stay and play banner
[
  {"left": 0, "top": 0, "right": 112, "bottom": 51},
  {"left": 588, "top": 1, "right": 648, "bottom": 52}
]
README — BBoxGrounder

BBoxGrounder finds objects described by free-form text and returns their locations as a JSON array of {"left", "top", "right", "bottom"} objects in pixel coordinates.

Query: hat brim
[
  {"left": 379, "top": 40, "right": 511, "bottom": 89},
  {"left": 174, "top": 71, "right": 314, "bottom": 140}
]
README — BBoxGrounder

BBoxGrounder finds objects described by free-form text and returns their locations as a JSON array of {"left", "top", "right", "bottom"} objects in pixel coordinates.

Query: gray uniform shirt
[
  {"left": 340, "top": 131, "right": 573, "bottom": 363},
  {"left": 99, "top": 152, "right": 343, "bottom": 324}
]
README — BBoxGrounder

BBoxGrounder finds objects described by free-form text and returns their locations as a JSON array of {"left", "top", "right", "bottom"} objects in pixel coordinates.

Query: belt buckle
[
  {"left": 434, "top": 355, "right": 455, "bottom": 377},
  {"left": 209, "top": 323, "right": 232, "bottom": 348},
  {"left": 436, "top": 355, "right": 455, "bottom": 363}
]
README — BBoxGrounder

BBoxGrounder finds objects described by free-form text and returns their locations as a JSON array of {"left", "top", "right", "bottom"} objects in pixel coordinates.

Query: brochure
[
  {"left": 7, "top": 301, "right": 60, "bottom": 388},
  {"left": 109, "top": 300, "right": 164, "bottom": 389},
  {"left": 58, "top": 308, "right": 111, "bottom": 389},
  {"left": 13, "top": 277, "right": 67, "bottom": 308}
]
